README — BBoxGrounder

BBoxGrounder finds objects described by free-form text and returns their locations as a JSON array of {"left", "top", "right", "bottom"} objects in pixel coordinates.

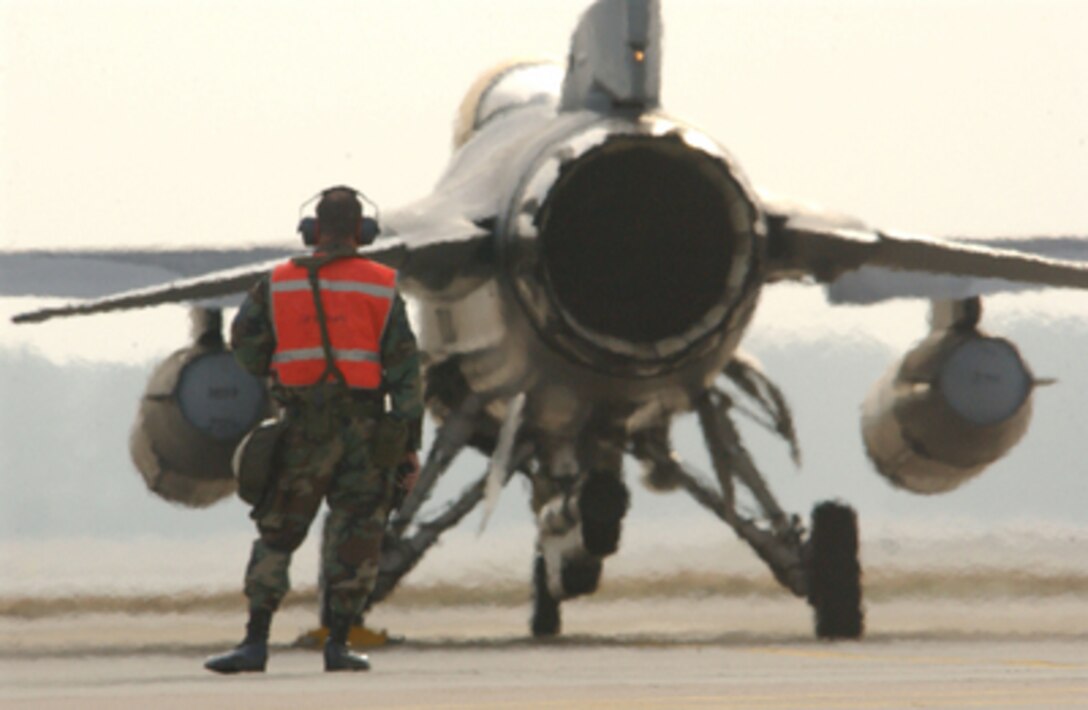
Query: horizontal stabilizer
[
  {"left": 0, "top": 247, "right": 295, "bottom": 299},
  {"left": 11, "top": 256, "right": 286, "bottom": 324},
  {"left": 826, "top": 236, "right": 1088, "bottom": 304},
  {"left": 765, "top": 204, "right": 1088, "bottom": 304},
  {"left": 11, "top": 219, "right": 489, "bottom": 324}
]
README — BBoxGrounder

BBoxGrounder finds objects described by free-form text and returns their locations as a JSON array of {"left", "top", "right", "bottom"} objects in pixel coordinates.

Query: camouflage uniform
[{"left": 230, "top": 252, "right": 422, "bottom": 624}]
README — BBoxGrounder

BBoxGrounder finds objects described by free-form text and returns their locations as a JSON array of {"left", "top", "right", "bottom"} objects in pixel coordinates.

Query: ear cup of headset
[
  {"left": 297, "top": 217, "right": 318, "bottom": 246},
  {"left": 360, "top": 216, "right": 380, "bottom": 245}
]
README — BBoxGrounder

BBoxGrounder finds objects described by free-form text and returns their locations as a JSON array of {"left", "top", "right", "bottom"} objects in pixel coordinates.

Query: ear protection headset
[{"left": 297, "top": 185, "right": 381, "bottom": 247}]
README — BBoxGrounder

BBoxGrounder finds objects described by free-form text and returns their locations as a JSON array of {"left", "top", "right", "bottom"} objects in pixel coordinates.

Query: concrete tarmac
[{"left": 2, "top": 598, "right": 1086, "bottom": 709}]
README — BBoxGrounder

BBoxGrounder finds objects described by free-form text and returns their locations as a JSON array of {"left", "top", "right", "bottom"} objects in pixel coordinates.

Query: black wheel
[
  {"left": 807, "top": 501, "right": 864, "bottom": 639},
  {"left": 530, "top": 554, "right": 561, "bottom": 637},
  {"left": 561, "top": 558, "right": 602, "bottom": 597},
  {"left": 579, "top": 474, "right": 629, "bottom": 556}
]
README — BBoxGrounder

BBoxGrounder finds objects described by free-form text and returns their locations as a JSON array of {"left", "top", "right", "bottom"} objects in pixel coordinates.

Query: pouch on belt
[{"left": 232, "top": 417, "right": 288, "bottom": 507}]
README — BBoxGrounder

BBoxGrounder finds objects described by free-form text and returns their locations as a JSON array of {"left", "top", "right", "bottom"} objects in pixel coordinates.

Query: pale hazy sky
[
  {"left": 2, "top": 1, "right": 1086, "bottom": 348},
  {"left": 4, "top": 0, "right": 1086, "bottom": 240}
]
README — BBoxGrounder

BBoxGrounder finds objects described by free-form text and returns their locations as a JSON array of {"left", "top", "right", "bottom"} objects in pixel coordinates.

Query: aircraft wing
[
  {"left": 762, "top": 199, "right": 1088, "bottom": 304},
  {"left": 10, "top": 219, "right": 490, "bottom": 324}
]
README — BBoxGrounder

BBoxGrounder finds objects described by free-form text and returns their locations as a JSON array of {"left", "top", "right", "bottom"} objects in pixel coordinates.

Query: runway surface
[{"left": 2, "top": 597, "right": 1085, "bottom": 709}]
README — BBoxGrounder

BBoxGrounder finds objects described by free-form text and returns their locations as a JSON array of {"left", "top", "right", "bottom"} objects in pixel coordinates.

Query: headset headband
[
  {"left": 298, "top": 185, "right": 380, "bottom": 222},
  {"left": 297, "top": 185, "right": 381, "bottom": 247}
]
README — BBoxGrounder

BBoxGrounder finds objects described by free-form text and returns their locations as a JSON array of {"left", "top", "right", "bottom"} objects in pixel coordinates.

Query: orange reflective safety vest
[{"left": 269, "top": 256, "right": 397, "bottom": 390}]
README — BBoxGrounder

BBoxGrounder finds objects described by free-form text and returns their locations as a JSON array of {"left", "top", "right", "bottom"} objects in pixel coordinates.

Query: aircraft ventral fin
[{"left": 763, "top": 202, "right": 1088, "bottom": 304}]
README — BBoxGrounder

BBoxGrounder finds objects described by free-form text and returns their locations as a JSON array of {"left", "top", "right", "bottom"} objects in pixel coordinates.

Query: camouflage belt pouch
[
  {"left": 371, "top": 416, "right": 408, "bottom": 468},
  {"left": 232, "top": 418, "right": 287, "bottom": 507}
]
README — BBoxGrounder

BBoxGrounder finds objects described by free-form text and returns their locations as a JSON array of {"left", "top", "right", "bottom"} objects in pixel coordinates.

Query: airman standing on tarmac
[{"left": 205, "top": 186, "right": 422, "bottom": 674}]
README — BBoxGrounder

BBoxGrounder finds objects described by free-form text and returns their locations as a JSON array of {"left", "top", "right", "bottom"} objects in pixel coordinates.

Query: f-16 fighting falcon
[{"left": 6, "top": 0, "right": 1088, "bottom": 640}]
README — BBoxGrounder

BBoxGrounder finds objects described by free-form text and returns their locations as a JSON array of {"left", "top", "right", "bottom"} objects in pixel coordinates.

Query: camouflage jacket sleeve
[
  {"left": 230, "top": 276, "right": 276, "bottom": 377},
  {"left": 382, "top": 293, "right": 424, "bottom": 451}
]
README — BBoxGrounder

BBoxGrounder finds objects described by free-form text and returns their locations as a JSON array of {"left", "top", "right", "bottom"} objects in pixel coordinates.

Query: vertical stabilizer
[{"left": 560, "top": 0, "right": 661, "bottom": 113}]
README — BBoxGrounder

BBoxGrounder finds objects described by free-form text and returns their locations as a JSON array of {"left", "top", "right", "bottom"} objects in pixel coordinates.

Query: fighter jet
[{"left": 7, "top": 0, "right": 1088, "bottom": 639}]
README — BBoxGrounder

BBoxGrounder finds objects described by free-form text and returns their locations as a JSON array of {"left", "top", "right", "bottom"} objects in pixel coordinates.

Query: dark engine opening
[{"left": 539, "top": 137, "right": 735, "bottom": 343}]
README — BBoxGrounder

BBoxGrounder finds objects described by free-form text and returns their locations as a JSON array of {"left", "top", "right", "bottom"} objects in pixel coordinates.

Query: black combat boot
[
  {"left": 324, "top": 617, "right": 371, "bottom": 672},
  {"left": 204, "top": 609, "right": 271, "bottom": 674}
]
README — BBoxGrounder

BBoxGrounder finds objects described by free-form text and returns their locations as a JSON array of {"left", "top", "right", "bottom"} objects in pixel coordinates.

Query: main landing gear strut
[{"left": 659, "top": 359, "right": 864, "bottom": 639}]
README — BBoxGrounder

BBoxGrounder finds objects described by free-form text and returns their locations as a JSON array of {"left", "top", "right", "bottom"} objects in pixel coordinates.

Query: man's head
[{"left": 315, "top": 186, "right": 364, "bottom": 246}]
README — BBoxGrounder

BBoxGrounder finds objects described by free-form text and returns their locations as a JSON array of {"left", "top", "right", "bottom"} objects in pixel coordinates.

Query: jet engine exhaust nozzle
[{"left": 505, "top": 123, "right": 763, "bottom": 374}]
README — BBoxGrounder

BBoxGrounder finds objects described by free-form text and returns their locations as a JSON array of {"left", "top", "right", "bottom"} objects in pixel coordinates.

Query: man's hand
[{"left": 398, "top": 452, "right": 420, "bottom": 494}]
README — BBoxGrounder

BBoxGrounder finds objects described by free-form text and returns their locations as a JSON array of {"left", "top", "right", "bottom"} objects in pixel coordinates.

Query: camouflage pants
[{"left": 243, "top": 395, "right": 394, "bottom": 622}]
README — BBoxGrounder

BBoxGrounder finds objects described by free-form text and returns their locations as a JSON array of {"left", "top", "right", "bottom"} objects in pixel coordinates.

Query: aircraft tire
[
  {"left": 807, "top": 501, "right": 864, "bottom": 639},
  {"left": 579, "top": 474, "right": 629, "bottom": 556},
  {"left": 561, "top": 558, "right": 602, "bottom": 597},
  {"left": 530, "top": 554, "right": 561, "bottom": 637}
]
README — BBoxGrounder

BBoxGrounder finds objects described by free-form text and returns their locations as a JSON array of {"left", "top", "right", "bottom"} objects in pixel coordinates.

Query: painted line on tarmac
[
  {"left": 382, "top": 687, "right": 1088, "bottom": 710},
  {"left": 747, "top": 645, "right": 1086, "bottom": 670}
]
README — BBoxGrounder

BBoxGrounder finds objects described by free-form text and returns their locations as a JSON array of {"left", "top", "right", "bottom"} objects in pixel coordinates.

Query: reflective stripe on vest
[{"left": 269, "top": 257, "right": 396, "bottom": 389}]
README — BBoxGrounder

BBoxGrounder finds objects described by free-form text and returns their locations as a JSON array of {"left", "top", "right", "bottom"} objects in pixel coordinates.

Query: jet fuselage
[{"left": 400, "top": 70, "right": 767, "bottom": 435}]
